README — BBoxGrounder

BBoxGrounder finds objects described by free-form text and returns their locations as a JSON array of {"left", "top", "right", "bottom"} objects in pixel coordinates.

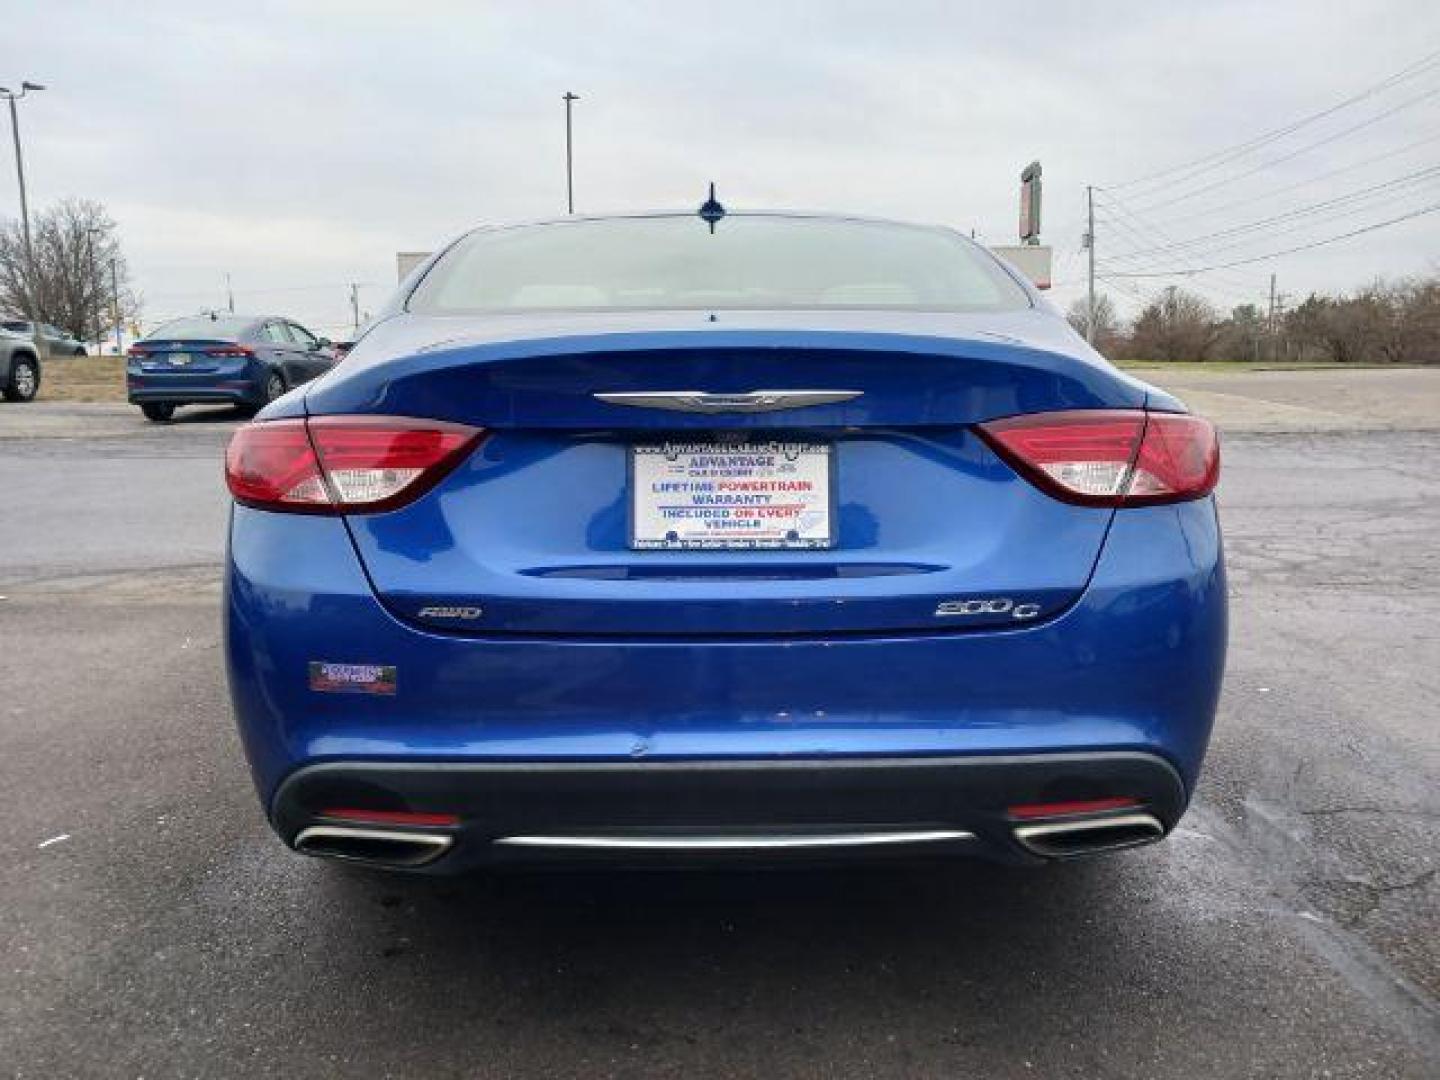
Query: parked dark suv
[{"left": 126, "top": 314, "right": 339, "bottom": 421}]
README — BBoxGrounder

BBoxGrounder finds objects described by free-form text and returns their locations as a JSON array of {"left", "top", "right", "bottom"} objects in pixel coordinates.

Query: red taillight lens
[
  {"left": 204, "top": 345, "right": 255, "bottom": 358},
  {"left": 976, "top": 409, "right": 1219, "bottom": 507},
  {"left": 1125, "top": 413, "right": 1221, "bottom": 505},
  {"left": 225, "top": 416, "right": 483, "bottom": 514},
  {"left": 225, "top": 420, "right": 329, "bottom": 509}
]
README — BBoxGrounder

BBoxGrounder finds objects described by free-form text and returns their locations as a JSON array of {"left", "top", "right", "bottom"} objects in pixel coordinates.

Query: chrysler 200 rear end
[{"left": 224, "top": 209, "right": 1225, "bottom": 872}]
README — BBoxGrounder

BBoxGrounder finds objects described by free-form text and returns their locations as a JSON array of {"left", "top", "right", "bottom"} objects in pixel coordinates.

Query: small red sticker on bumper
[{"left": 308, "top": 662, "right": 397, "bottom": 695}]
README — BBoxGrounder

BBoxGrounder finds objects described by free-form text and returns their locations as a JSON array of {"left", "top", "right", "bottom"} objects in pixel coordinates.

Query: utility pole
[
  {"left": 87, "top": 227, "right": 103, "bottom": 355},
  {"left": 110, "top": 258, "right": 121, "bottom": 355},
  {"left": 1273, "top": 292, "right": 1290, "bottom": 361},
  {"left": 1267, "top": 272, "right": 1278, "bottom": 363},
  {"left": 1, "top": 81, "right": 45, "bottom": 320},
  {"left": 349, "top": 283, "right": 361, "bottom": 335},
  {"left": 226, "top": 272, "right": 235, "bottom": 314},
  {"left": 563, "top": 91, "right": 579, "bottom": 214},
  {"left": 1084, "top": 185, "right": 1096, "bottom": 345}
]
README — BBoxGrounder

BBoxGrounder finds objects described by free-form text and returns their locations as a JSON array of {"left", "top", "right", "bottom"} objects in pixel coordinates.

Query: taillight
[
  {"left": 204, "top": 345, "right": 255, "bottom": 358},
  {"left": 976, "top": 409, "right": 1219, "bottom": 507},
  {"left": 225, "top": 416, "right": 483, "bottom": 514}
]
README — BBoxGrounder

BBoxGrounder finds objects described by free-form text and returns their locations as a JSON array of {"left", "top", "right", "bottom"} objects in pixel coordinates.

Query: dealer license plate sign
[{"left": 630, "top": 441, "right": 834, "bottom": 550}]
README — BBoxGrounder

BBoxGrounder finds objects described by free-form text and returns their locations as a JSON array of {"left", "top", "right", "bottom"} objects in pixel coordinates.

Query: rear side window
[
  {"left": 409, "top": 215, "right": 1030, "bottom": 314},
  {"left": 260, "top": 322, "right": 295, "bottom": 345}
]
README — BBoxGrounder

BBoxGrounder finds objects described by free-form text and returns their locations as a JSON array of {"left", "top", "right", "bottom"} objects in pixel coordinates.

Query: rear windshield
[
  {"left": 408, "top": 215, "right": 1030, "bottom": 314},
  {"left": 2, "top": 320, "right": 30, "bottom": 332},
  {"left": 146, "top": 316, "right": 254, "bottom": 341}
]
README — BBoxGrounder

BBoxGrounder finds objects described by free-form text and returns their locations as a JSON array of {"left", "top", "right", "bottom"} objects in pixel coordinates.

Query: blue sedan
[
  {"left": 127, "top": 314, "right": 338, "bottom": 421},
  {"left": 223, "top": 207, "right": 1225, "bottom": 872}
]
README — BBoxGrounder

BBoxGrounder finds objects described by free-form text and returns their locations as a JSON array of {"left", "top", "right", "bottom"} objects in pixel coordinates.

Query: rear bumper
[
  {"left": 127, "top": 373, "right": 262, "bottom": 406},
  {"left": 272, "top": 751, "right": 1185, "bottom": 871},
  {"left": 227, "top": 497, "right": 1227, "bottom": 868}
]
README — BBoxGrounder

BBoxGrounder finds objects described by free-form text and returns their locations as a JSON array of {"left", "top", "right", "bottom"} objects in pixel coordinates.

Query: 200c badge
[{"left": 934, "top": 598, "right": 1041, "bottom": 620}]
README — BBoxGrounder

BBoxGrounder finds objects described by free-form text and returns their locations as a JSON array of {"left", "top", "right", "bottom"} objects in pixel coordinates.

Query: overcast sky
[{"left": 5, "top": 0, "right": 1439, "bottom": 336}]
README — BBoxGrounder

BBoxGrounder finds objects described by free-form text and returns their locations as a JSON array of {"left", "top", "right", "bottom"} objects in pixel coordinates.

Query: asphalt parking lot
[{"left": 2, "top": 369, "right": 1438, "bottom": 1078}]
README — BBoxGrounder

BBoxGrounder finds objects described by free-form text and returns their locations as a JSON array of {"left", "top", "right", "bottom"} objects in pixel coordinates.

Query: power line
[
  {"left": 1094, "top": 190, "right": 1271, "bottom": 291},
  {"left": 1098, "top": 266, "right": 1260, "bottom": 306},
  {"left": 1160, "top": 130, "right": 1440, "bottom": 227},
  {"left": 1084, "top": 217, "right": 1264, "bottom": 305},
  {"left": 1098, "top": 195, "right": 1440, "bottom": 280},
  {"left": 1099, "top": 184, "right": 1440, "bottom": 272},
  {"left": 1101, "top": 47, "right": 1440, "bottom": 192},
  {"left": 1097, "top": 165, "right": 1440, "bottom": 264},
  {"left": 1099, "top": 201, "right": 1440, "bottom": 277},
  {"left": 1123, "top": 83, "right": 1440, "bottom": 214}
]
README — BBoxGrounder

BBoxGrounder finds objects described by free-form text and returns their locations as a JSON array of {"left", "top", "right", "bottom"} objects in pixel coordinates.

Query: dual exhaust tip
[
  {"left": 294, "top": 825, "right": 454, "bottom": 868},
  {"left": 1012, "top": 812, "right": 1164, "bottom": 859}
]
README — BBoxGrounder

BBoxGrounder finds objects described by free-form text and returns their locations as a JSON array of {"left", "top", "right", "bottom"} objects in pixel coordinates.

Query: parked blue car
[
  {"left": 224, "top": 208, "right": 1225, "bottom": 872},
  {"left": 128, "top": 313, "right": 338, "bottom": 421}
]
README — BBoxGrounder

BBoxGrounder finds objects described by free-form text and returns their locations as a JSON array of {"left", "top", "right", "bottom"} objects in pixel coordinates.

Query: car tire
[
  {"left": 141, "top": 403, "right": 176, "bottom": 422},
  {"left": 3, "top": 356, "right": 40, "bottom": 402},
  {"left": 73, "top": 347, "right": 88, "bottom": 357},
  {"left": 263, "top": 371, "right": 287, "bottom": 403}
]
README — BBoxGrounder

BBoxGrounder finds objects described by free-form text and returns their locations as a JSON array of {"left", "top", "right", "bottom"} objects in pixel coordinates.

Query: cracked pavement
[{"left": 1, "top": 379, "right": 1437, "bottom": 1077}]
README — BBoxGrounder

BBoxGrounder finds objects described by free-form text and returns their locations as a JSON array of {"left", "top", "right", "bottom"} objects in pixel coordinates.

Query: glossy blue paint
[
  {"left": 346, "top": 426, "right": 1114, "bottom": 636},
  {"left": 127, "top": 353, "right": 266, "bottom": 408},
  {"left": 225, "top": 495, "right": 1224, "bottom": 809},
  {"left": 225, "top": 212, "right": 1226, "bottom": 861},
  {"left": 307, "top": 328, "right": 1148, "bottom": 430}
]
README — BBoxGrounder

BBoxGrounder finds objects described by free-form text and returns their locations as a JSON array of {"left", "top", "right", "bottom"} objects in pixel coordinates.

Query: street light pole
[
  {"left": 0, "top": 81, "right": 45, "bottom": 279},
  {"left": 563, "top": 91, "right": 579, "bottom": 214},
  {"left": 1085, "top": 185, "right": 1096, "bottom": 346}
]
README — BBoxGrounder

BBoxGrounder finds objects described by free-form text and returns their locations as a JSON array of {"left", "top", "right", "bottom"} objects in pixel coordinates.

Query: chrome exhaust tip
[
  {"left": 1013, "top": 812, "right": 1165, "bottom": 859},
  {"left": 293, "top": 825, "right": 454, "bottom": 868}
]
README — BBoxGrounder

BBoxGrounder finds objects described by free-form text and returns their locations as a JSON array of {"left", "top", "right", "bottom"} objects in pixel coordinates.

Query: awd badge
[{"left": 416, "top": 605, "right": 484, "bottom": 621}]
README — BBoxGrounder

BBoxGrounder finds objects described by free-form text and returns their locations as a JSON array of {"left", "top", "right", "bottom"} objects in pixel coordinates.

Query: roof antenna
[{"left": 697, "top": 182, "right": 725, "bottom": 233}]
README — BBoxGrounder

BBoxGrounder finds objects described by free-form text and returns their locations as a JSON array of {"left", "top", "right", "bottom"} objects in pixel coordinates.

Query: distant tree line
[{"left": 1068, "top": 274, "right": 1440, "bottom": 364}]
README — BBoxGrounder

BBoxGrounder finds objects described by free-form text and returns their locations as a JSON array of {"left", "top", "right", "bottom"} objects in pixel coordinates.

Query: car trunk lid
[{"left": 310, "top": 316, "right": 1147, "bottom": 636}]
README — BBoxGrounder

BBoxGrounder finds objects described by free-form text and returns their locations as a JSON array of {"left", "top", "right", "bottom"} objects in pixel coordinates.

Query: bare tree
[
  {"left": 1362, "top": 277, "right": 1440, "bottom": 365},
  {"left": 1214, "top": 303, "right": 1267, "bottom": 362},
  {"left": 1126, "top": 287, "right": 1218, "bottom": 362},
  {"left": 1286, "top": 294, "right": 1372, "bottom": 364},
  {"left": 1065, "top": 293, "right": 1122, "bottom": 356},
  {"left": 1091, "top": 274, "right": 1439, "bottom": 365},
  {"left": 1392, "top": 278, "right": 1440, "bottom": 365},
  {"left": 0, "top": 198, "right": 141, "bottom": 347}
]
